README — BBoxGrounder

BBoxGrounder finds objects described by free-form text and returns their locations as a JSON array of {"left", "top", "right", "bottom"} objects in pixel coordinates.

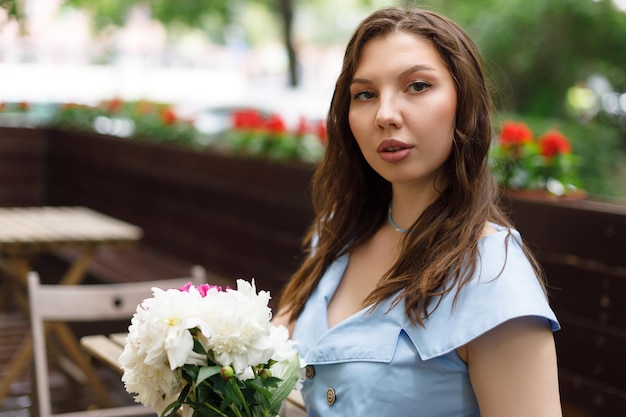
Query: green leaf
[
  {"left": 193, "top": 336, "right": 208, "bottom": 355},
  {"left": 161, "top": 398, "right": 182, "bottom": 417},
  {"left": 197, "top": 366, "right": 223, "bottom": 384},
  {"left": 184, "top": 364, "right": 200, "bottom": 381},
  {"left": 268, "top": 354, "right": 301, "bottom": 411},
  {"left": 248, "top": 382, "right": 273, "bottom": 400}
]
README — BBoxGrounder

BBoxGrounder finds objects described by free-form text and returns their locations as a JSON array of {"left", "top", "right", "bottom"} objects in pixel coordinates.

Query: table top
[{"left": 0, "top": 206, "right": 142, "bottom": 254}]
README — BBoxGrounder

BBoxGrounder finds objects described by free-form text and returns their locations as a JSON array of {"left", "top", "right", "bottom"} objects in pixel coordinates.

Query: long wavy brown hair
[{"left": 277, "top": 6, "right": 546, "bottom": 325}]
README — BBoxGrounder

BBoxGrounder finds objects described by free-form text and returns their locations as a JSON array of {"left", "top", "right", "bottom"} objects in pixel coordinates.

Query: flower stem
[
  {"left": 228, "top": 403, "right": 244, "bottom": 417},
  {"left": 230, "top": 378, "right": 251, "bottom": 416}
]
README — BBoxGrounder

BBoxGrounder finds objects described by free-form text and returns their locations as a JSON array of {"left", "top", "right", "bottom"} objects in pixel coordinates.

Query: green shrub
[{"left": 494, "top": 113, "right": 625, "bottom": 198}]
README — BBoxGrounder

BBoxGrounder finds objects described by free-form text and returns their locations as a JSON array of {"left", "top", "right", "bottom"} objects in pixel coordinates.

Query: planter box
[{"left": 0, "top": 127, "right": 47, "bottom": 206}]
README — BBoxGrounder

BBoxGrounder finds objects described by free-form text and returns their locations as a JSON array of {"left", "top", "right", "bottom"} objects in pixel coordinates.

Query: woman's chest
[
  {"left": 327, "top": 232, "right": 400, "bottom": 328},
  {"left": 297, "top": 325, "right": 477, "bottom": 417}
]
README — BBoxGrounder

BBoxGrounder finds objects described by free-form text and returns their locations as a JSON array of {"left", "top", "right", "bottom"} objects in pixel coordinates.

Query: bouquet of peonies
[{"left": 120, "top": 279, "right": 303, "bottom": 417}]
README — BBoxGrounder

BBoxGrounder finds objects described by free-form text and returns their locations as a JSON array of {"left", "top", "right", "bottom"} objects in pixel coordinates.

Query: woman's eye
[
  {"left": 408, "top": 81, "right": 431, "bottom": 93},
  {"left": 352, "top": 90, "right": 376, "bottom": 100}
]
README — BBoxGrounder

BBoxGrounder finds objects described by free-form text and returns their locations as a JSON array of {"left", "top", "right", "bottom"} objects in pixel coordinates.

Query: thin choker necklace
[{"left": 387, "top": 202, "right": 409, "bottom": 233}]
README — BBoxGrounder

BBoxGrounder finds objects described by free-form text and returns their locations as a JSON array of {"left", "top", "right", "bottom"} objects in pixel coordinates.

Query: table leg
[
  {"left": 0, "top": 333, "right": 33, "bottom": 404},
  {"left": 0, "top": 257, "right": 31, "bottom": 314},
  {"left": 0, "top": 276, "right": 13, "bottom": 311},
  {"left": 59, "top": 246, "right": 96, "bottom": 285},
  {"left": 49, "top": 321, "right": 113, "bottom": 408},
  {"left": 0, "top": 257, "right": 34, "bottom": 405}
]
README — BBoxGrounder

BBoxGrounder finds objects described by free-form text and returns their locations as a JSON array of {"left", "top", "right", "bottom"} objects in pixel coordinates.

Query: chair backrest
[{"left": 28, "top": 266, "right": 207, "bottom": 417}]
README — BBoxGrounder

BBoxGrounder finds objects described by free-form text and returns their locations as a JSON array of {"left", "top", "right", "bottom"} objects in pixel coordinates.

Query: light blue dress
[{"left": 292, "top": 225, "right": 560, "bottom": 417}]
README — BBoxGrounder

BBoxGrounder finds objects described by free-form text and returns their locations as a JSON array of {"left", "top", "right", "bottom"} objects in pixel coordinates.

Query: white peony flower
[
  {"left": 127, "top": 287, "right": 201, "bottom": 370},
  {"left": 120, "top": 278, "right": 303, "bottom": 417},
  {"left": 119, "top": 341, "right": 183, "bottom": 414},
  {"left": 268, "top": 325, "right": 296, "bottom": 362},
  {"left": 196, "top": 279, "right": 276, "bottom": 376}
]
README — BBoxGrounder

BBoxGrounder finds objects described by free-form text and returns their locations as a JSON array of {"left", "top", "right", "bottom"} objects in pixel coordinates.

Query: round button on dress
[{"left": 326, "top": 388, "right": 336, "bottom": 405}]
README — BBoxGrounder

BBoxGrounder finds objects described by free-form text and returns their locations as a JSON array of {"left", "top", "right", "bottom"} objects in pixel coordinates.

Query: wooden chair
[{"left": 27, "top": 267, "right": 207, "bottom": 417}]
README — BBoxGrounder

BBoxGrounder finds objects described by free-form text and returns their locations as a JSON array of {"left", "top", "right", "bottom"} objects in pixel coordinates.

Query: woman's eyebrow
[
  {"left": 350, "top": 77, "right": 373, "bottom": 86},
  {"left": 399, "top": 64, "right": 437, "bottom": 78},
  {"left": 351, "top": 64, "right": 437, "bottom": 86}
]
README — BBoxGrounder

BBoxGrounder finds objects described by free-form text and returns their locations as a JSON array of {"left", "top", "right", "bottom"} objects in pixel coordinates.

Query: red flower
[
  {"left": 265, "top": 113, "right": 287, "bottom": 134},
  {"left": 0, "top": 102, "right": 6, "bottom": 112},
  {"left": 160, "top": 107, "right": 177, "bottom": 125},
  {"left": 232, "top": 109, "right": 265, "bottom": 130},
  {"left": 18, "top": 101, "right": 30, "bottom": 111},
  {"left": 499, "top": 121, "right": 533, "bottom": 147},
  {"left": 296, "top": 116, "right": 309, "bottom": 136},
  {"left": 538, "top": 130, "right": 571, "bottom": 157},
  {"left": 315, "top": 120, "right": 327, "bottom": 143},
  {"left": 104, "top": 98, "right": 124, "bottom": 113}
]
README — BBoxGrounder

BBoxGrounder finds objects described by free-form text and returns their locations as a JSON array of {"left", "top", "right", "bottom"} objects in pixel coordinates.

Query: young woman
[{"left": 274, "top": 6, "right": 562, "bottom": 417}]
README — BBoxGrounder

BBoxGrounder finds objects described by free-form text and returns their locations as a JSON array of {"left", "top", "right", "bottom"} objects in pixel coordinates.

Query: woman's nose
[{"left": 375, "top": 95, "right": 402, "bottom": 129}]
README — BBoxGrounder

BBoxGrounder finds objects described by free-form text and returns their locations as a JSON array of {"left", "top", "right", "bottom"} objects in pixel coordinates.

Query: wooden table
[
  {"left": 0, "top": 206, "right": 143, "bottom": 405},
  {"left": 81, "top": 333, "right": 307, "bottom": 417}
]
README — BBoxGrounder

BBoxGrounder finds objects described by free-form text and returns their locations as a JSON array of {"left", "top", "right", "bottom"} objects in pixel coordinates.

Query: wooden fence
[
  {"left": 44, "top": 128, "right": 314, "bottom": 294},
  {"left": 0, "top": 127, "right": 47, "bottom": 206},
  {"left": 503, "top": 195, "right": 626, "bottom": 417},
  {"left": 0, "top": 126, "right": 625, "bottom": 416}
]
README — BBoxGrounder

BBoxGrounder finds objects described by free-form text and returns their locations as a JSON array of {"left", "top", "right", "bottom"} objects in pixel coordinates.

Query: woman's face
[{"left": 348, "top": 31, "right": 457, "bottom": 190}]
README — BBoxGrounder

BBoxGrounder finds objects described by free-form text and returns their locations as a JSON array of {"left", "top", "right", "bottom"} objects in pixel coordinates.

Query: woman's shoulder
[
  {"left": 402, "top": 224, "right": 560, "bottom": 360},
  {"left": 478, "top": 222, "right": 526, "bottom": 264},
  {"left": 481, "top": 221, "right": 498, "bottom": 237}
]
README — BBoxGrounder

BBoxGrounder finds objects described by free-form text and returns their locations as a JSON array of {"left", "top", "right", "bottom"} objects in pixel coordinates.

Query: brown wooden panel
[
  {"left": 47, "top": 131, "right": 314, "bottom": 233},
  {"left": 45, "top": 130, "right": 312, "bottom": 295},
  {"left": 555, "top": 313, "right": 626, "bottom": 391},
  {"left": 506, "top": 196, "right": 626, "bottom": 267},
  {"left": 560, "top": 369, "right": 626, "bottom": 417},
  {"left": 47, "top": 129, "right": 315, "bottom": 200},
  {"left": 46, "top": 155, "right": 309, "bottom": 254},
  {"left": 0, "top": 127, "right": 47, "bottom": 152},
  {"left": 0, "top": 160, "right": 44, "bottom": 183},
  {"left": 0, "top": 127, "right": 47, "bottom": 206},
  {"left": 0, "top": 185, "right": 45, "bottom": 206},
  {"left": 543, "top": 257, "right": 626, "bottom": 328}
]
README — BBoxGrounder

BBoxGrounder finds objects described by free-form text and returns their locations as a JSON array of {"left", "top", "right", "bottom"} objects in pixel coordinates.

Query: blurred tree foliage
[
  {"left": 421, "top": 0, "right": 626, "bottom": 117},
  {"left": 58, "top": 0, "right": 300, "bottom": 84},
  {"left": 4, "top": 0, "right": 625, "bottom": 107},
  {"left": 0, "top": 0, "right": 17, "bottom": 16},
  {"left": 62, "top": 0, "right": 229, "bottom": 32},
  {"left": 0, "top": 0, "right": 22, "bottom": 32},
  {"left": 417, "top": 0, "right": 626, "bottom": 198}
]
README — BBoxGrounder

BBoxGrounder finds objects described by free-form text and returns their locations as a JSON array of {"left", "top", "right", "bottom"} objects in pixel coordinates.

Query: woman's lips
[{"left": 377, "top": 139, "right": 413, "bottom": 162}]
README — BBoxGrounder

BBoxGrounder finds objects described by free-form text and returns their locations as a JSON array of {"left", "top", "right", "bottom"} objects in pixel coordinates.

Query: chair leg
[{"left": 30, "top": 356, "right": 41, "bottom": 417}]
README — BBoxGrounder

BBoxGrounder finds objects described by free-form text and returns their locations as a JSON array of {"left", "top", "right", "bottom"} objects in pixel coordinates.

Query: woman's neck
[{"left": 390, "top": 184, "right": 444, "bottom": 231}]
